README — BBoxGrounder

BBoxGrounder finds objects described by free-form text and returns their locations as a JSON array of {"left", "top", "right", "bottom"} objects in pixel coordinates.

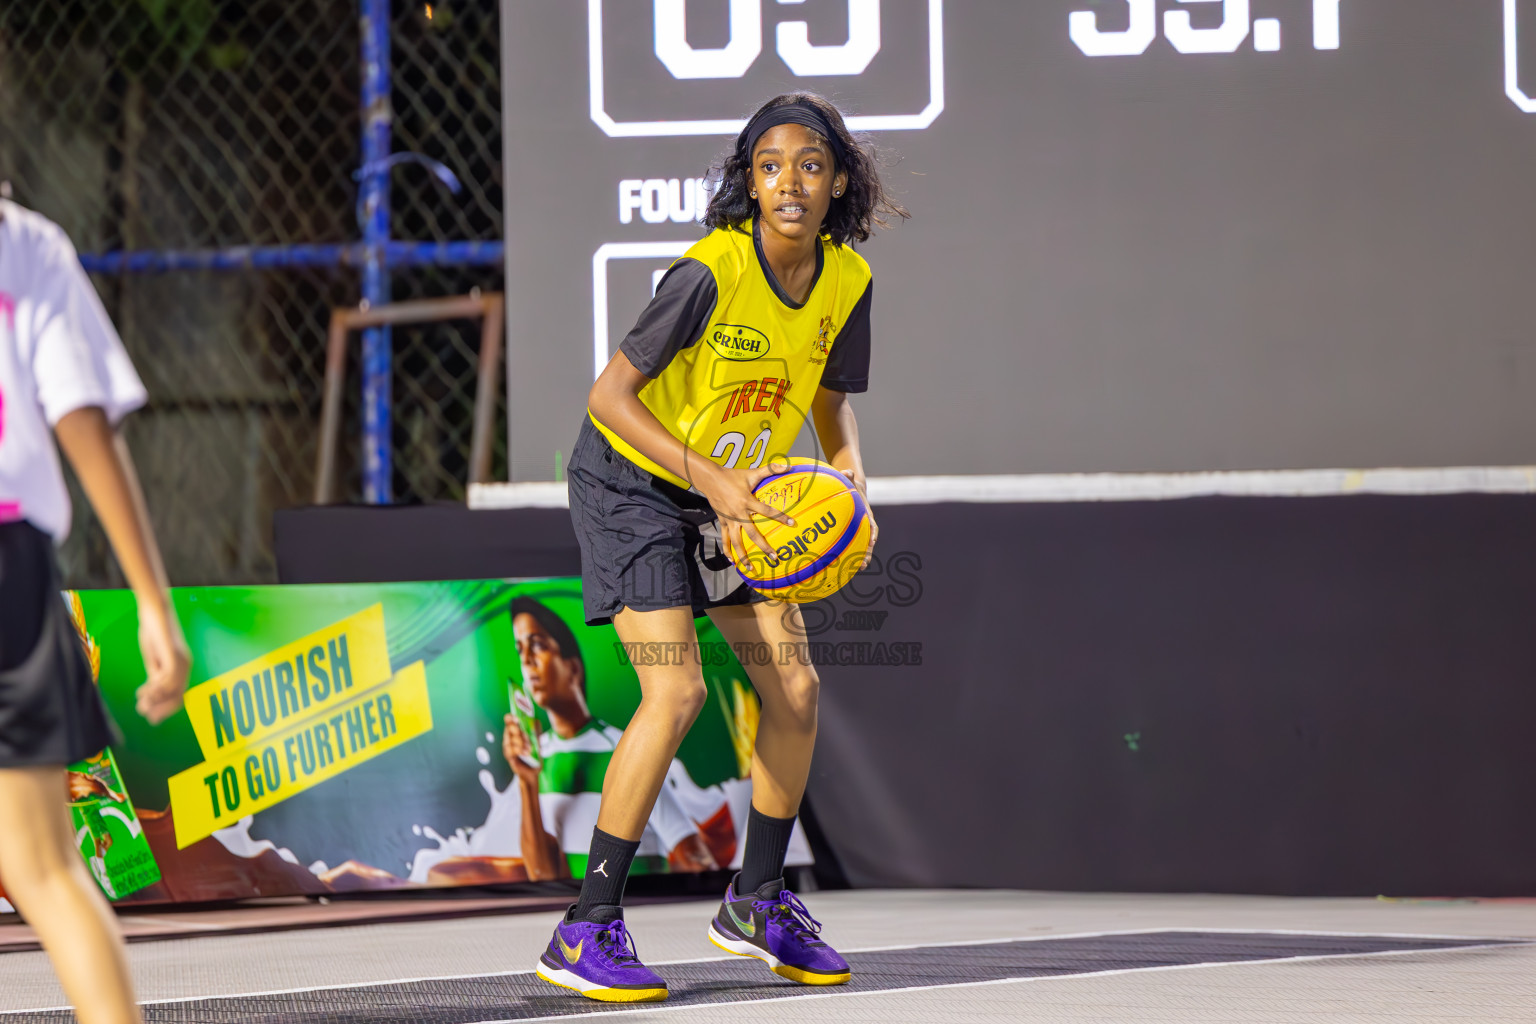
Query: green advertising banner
[{"left": 39, "top": 578, "right": 807, "bottom": 904}]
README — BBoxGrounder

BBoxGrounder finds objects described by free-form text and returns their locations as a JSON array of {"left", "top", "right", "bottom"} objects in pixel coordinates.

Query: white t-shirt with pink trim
[{"left": 0, "top": 200, "right": 147, "bottom": 542}]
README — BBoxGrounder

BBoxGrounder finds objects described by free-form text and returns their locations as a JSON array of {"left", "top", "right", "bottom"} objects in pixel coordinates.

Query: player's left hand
[
  {"left": 835, "top": 466, "right": 877, "bottom": 570},
  {"left": 862, "top": 505, "right": 878, "bottom": 570}
]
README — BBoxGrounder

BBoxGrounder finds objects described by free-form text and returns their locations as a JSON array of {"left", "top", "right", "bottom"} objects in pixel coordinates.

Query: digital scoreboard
[{"left": 500, "top": 2, "right": 1536, "bottom": 481}]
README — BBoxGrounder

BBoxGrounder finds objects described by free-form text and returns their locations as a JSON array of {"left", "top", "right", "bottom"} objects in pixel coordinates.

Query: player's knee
[
  {"left": 676, "top": 676, "right": 709, "bottom": 721},
  {"left": 0, "top": 837, "right": 69, "bottom": 894},
  {"left": 779, "top": 667, "right": 821, "bottom": 733},
  {"left": 643, "top": 674, "right": 708, "bottom": 732}
]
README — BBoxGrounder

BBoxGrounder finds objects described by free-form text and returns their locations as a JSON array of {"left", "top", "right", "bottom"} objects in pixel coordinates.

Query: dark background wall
[
  {"left": 501, "top": 0, "right": 1536, "bottom": 481},
  {"left": 277, "top": 495, "right": 1536, "bottom": 895},
  {"left": 803, "top": 494, "right": 1536, "bottom": 896}
]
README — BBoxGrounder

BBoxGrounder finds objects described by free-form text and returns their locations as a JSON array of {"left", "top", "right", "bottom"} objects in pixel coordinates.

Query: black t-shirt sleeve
[
  {"left": 617, "top": 258, "right": 718, "bottom": 378},
  {"left": 821, "top": 279, "right": 873, "bottom": 393}
]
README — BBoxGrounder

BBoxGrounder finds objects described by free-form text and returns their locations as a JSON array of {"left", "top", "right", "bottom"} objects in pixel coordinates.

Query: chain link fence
[
  {"left": 382, "top": 1, "right": 504, "bottom": 505},
  {"left": 0, "top": 0, "right": 504, "bottom": 587}
]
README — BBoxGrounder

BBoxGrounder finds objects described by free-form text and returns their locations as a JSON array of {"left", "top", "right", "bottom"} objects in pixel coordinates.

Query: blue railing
[{"left": 78, "top": 241, "right": 503, "bottom": 275}]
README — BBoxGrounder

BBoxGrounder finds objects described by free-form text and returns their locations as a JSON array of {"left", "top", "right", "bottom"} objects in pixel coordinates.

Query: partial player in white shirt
[{"left": 0, "top": 198, "right": 190, "bottom": 1024}]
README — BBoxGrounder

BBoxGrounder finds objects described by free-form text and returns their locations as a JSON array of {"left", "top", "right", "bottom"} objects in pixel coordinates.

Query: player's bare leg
[
  {"left": 597, "top": 605, "right": 708, "bottom": 839},
  {"left": 707, "top": 602, "right": 819, "bottom": 818},
  {"left": 703, "top": 600, "right": 849, "bottom": 985},
  {"left": 535, "top": 604, "right": 704, "bottom": 1003},
  {"left": 0, "top": 765, "right": 142, "bottom": 1024}
]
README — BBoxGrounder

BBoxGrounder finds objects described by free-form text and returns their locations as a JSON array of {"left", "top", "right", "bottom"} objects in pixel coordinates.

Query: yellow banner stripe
[
  {"left": 184, "top": 605, "right": 392, "bottom": 760},
  {"left": 168, "top": 660, "right": 432, "bottom": 849}
]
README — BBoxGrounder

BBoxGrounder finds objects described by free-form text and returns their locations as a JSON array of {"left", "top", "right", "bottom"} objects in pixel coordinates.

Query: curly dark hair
[{"left": 703, "top": 93, "right": 909, "bottom": 246}]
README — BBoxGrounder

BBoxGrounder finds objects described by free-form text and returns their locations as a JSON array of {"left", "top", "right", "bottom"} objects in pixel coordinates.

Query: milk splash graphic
[
  {"left": 200, "top": 738, "right": 535, "bottom": 887},
  {"left": 211, "top": 815, "right": 306, "bottom": 867},
  {"left": 190, "top": 701, "right": 800, "bottom": 889},
  {"left": 404, "top": 734, "right": 526, "bottom": 883},
  {"left": 399, "top": 733, "right": 768, "bottom": 880}
]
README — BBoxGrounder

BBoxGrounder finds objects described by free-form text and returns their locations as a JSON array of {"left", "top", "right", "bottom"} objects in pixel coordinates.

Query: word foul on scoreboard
[{"left": 619, "top": 178, "right": 712, "bottom": 225}]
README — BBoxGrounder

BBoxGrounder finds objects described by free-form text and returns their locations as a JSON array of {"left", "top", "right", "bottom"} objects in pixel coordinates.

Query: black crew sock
[
  {"left": 737, "top": 807, "right": 797, "bottom": 895},
  {"left": 573, "top": 828, "right": 640, "bottom": 922}
]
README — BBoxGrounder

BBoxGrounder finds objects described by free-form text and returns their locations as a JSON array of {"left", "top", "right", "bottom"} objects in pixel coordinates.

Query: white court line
[
  {"left": 464, "top": 940, "right": 1531, "bottom": 1024},
  {"left": 1160, "top": 925, "right": 1536, "bottom": 942},
  {"left": 0, "top": 927, "right": 1525, "bottom": 1016}
]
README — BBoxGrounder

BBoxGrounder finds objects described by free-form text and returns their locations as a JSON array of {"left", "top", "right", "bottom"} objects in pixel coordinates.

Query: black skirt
[{"left": 0, "top": 521, "right": 116, "bottom": 767}]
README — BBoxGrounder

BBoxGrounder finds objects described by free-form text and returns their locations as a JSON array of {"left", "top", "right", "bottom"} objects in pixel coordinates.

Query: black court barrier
[{"left": 275, "top": 493, "right": 1536, "bottom": 896}]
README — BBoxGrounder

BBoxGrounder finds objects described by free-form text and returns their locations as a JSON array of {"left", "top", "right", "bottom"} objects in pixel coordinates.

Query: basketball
[{"left": 731, "top": 458, "right": 872, "bottom": 603}]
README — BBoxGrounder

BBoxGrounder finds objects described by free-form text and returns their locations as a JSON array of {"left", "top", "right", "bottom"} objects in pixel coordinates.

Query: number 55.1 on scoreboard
[{"left": 1070, "top": 0, "right": 1341, "bottom": 56}]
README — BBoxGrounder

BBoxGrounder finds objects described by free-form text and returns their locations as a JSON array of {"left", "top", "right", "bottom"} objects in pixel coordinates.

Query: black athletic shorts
[
  {"left": 0, "top": 521, "right": 116, "bottom": 768},
  {"left": 566, "top": 416, "right": 767, "bottom": 626}
]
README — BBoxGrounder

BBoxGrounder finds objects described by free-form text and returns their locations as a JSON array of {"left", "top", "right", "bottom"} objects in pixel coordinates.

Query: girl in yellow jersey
[{"left": 534, "top": 94, "right": 907, "bottom": 1002}]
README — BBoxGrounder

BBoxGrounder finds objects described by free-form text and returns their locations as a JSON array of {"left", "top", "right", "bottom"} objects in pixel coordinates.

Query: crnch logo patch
[{"left": 709, "top": 324, "right": 772, "bottom": 361}]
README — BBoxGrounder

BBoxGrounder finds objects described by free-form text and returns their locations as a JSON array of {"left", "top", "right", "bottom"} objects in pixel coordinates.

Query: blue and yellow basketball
[{"left": 732, "top": 458, "right": 872, "bottom": 603}]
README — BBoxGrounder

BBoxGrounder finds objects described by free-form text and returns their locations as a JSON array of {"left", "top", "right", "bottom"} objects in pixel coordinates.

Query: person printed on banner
[
  {"left": 532, "top": 93, "right": 906, "bottom": 1003},
  {"left": 0, "top": 197, "right": 191, "bottom": 1024},
  {"left": 500, "top": 596, "right": 724, "bottom": 879}
]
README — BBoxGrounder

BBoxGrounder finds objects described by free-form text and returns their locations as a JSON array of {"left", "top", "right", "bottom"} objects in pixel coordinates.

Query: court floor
[{"left": 1, "top": 890, "right": 1531, "bottom": 1022}]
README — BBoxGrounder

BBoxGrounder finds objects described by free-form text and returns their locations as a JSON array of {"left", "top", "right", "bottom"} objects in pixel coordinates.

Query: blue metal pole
[{"left": 359, "top": 0, "right": 393, "bottom": 503}]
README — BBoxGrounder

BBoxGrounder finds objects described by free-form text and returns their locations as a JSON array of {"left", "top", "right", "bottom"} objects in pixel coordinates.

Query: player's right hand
[
  {"left": 698, "top": 463, "right": 795, "bottom": 569},
  {"left": 502, "top": 713, "right": 541, "bottom": 782}
]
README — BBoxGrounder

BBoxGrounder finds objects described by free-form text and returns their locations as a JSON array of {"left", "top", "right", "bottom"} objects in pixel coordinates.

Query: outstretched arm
[
  {"left": 810, "top": 386, "right": 867, "bottom": 492},
  {"left": 54, "top": 408, "right": 189, "bottom": 724}
]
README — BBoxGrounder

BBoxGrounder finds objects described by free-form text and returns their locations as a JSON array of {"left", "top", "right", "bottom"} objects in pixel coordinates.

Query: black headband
[{"left": 741, "top": 103, "right": 847, "bottom": 168}]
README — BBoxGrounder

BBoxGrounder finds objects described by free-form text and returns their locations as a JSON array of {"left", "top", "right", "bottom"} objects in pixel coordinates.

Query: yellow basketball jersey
[{"left": 592, "top": 224, "right": 872, "bottom": 490}]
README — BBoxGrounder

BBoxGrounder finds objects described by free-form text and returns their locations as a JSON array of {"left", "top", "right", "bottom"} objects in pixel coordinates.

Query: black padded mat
[{"left": 5, "top": 930, "right": 1522, "bottom": 1023}]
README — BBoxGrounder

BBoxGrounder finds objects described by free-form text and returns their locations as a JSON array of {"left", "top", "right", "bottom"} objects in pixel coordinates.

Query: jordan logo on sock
[{"left": 593, "top": 859, "right": 609, "bottom": 878}]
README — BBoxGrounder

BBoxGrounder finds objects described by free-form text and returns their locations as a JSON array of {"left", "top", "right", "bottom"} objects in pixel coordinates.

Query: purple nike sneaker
[
  {"left": 707, "top": 875, "right": 851, "bottom": 985},
  {"left": 535, "top": 905, "right": 668, "bottom": 1002}
]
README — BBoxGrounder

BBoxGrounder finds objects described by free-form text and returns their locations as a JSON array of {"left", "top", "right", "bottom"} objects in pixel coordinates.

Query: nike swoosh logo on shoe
[
  {"left": 726, "top": 902, "right": 757, "bottom": 938},
  {"left": 559, "top": 937, "right": 583, "bottom": 963}
]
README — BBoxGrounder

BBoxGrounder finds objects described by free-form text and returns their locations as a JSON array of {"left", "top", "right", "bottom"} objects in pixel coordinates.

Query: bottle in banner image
[{"left": 508, "top": 677, "right": 543, "bottom": 770}]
